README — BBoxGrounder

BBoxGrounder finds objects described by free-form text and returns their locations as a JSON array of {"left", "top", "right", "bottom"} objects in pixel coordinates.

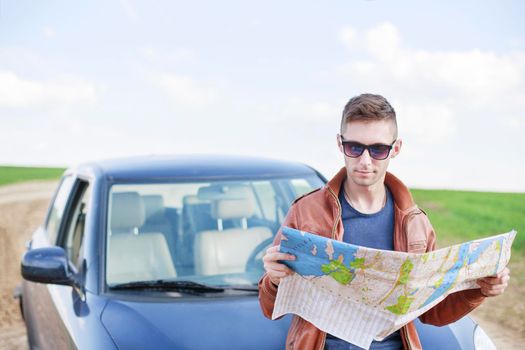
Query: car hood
[{"left": 101, "top": 294, "right": 290, "bottom": 350}]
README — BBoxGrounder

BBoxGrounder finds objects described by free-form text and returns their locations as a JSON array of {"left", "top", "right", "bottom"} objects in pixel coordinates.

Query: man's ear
[
  {"left": 336, "top": 134, "right": 344, "bottom": 153},
  {"left": 390, "top": 138, "right": 402, "bottom": 158}
]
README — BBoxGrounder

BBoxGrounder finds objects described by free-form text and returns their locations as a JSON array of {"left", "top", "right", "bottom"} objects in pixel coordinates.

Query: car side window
[
  {"left": 252, "top": 181, "right": 277, "bottom": 222},
  {"left": 291, "top": 178, "right": 313, "bottom": 198},
  {"left": 59, "top": 180, "right": 90, "bottom": 269},
  {"left": 46, "top": 175, "right": 76, "bottom": 245}
]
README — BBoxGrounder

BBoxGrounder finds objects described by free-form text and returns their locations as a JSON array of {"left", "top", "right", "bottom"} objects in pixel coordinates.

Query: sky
[{"left": 0, "top": 0, "right": 524, "bottom": 192}]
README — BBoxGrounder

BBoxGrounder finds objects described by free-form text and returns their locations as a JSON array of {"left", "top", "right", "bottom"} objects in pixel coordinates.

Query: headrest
[
  {"left": 197, "top": 186, "right": 225, "bottom": 200},
  {"left": 142, "top": 195, "right": 165, "bottom": 220},
  {"left": 183, "top": 194, "right": 208, "bottom": 206},
  {"left": 212, "top": 198, "right": 254, "bottom": 220},
  {"left": 197, "top": 184, "right": 251, "bottom": 201},
  {"left": 110, "top": 192, "right": 145, "bottom": 231}
]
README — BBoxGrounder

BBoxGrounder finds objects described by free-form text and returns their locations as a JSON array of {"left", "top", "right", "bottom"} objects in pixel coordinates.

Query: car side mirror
[{"left": 21, "top": 246, "right": 75, "bottom": 286}]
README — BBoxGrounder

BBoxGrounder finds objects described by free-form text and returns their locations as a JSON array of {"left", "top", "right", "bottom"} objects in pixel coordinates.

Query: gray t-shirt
[{"left": 324, "top": 185, "right": 401, "bottom": 350}]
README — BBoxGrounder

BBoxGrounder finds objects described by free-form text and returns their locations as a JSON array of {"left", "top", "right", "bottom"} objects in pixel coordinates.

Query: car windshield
[{"left": 105, "top": 175, "right": 324, "bottom": 288}]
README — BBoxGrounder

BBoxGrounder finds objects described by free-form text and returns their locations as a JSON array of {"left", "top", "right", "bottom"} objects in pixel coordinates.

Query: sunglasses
[{"left": 340, "top": 136, "right": 396, "bottom": 160}]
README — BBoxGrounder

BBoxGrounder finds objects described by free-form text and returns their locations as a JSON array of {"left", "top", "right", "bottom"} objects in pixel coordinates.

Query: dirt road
[
  {"left": 0, "top": 181, "right": 57, "bottom": 350},
  {"left": 0, "top": 181, "right": 523, "bottom": 349}
]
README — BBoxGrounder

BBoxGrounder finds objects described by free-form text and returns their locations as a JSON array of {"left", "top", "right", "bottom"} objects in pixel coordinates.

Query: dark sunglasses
[{"left": 340, "top": 136, "right": 396, "bottom": 160}]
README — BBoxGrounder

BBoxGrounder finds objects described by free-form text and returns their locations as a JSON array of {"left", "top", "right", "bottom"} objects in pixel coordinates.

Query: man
[{"left": 258, "top": 94, "right": 510, "bottom": 350}]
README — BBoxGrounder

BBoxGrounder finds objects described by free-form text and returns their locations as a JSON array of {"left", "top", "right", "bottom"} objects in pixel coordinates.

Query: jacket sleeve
[
  {"left": 258, "top": 204, "right": 299, "bottom": 320},
  {"left": 418, "top": 215, "right": 486, "bottom": 326}
]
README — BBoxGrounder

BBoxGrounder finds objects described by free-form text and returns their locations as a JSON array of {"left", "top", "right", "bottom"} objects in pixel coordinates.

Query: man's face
[{"left": 337, "top": 120, "right": 401, "bottom": 188}]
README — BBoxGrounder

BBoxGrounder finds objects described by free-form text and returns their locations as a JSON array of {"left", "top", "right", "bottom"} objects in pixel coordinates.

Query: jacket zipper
[
  {"left": 399, "top": 210, "right": 419, "bottom": 350},
  {"left": 316, "top": 186, "right": 342, "bottom": 350},
  {"left": 401, "top": 210, "right": 419, "bottom": 247},
  {"left": 401, "top": 326, "right": 412, "bottom": 350},
  {"left": 318, "top": 190, "right": 419, "bottom": 350},
  {"left": 327, "top": 186, "right": 341, "bottom": 241},
  {"left": 289, "top": 316, "right": 306, "bottom": 350}
]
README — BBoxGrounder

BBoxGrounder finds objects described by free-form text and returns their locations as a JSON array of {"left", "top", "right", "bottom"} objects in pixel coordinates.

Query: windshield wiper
[
  {"left": 223, "top": 284, "right": 259, "bottom": 292},
  {"left": 109, "top": 280, "right": 225, "bottom": 293}
]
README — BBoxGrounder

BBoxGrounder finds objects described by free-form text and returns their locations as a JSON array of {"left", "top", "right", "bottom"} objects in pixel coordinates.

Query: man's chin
[{"left": 349, "top": 176, "right": 378, "bottom": 187}]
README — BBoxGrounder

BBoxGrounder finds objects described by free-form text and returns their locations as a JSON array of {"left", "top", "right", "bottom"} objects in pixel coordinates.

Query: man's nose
[{"left": 358, "top": 149, "right": 372, "bottom": 165}]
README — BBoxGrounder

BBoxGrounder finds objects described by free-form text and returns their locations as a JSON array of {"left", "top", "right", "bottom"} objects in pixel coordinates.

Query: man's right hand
[{"left": 262, "top": 245, "right": 296, "bottom": 286}]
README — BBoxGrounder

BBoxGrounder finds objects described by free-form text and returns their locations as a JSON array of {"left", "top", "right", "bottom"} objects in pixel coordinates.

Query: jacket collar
[{"left": 326, "top": 167, "right": 416, "bottom": 211}]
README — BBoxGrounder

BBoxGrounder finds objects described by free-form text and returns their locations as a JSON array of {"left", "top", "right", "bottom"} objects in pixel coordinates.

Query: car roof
[{"left": 70, "top": 154, "right": 321, "bottom": 182}]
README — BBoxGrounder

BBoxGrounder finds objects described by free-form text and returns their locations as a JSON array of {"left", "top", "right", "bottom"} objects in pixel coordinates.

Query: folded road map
[{"left": 272, "top": 227, "right": 516, "bottom": 350}]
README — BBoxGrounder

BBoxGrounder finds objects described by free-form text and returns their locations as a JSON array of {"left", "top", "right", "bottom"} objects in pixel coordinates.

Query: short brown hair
[{"left": 340, "top": 93, "right": 397, "bottom": 137}]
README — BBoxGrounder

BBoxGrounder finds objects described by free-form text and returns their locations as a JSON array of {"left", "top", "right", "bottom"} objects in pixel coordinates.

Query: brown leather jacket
[{"left": 258, "top": 168, "right": 486, "bottom": 350}]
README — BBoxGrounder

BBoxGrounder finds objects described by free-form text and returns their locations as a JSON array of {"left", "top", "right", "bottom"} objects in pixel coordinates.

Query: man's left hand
[{"left": 476, "top": 267, "right": 510, "bottom": 297}]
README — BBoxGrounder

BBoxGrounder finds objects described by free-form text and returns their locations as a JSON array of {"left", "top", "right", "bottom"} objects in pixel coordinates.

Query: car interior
[{"left": 105, "top": 181, "right": 294, "bottom": 286}]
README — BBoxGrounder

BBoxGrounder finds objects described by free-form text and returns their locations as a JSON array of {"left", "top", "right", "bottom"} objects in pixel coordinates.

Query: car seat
[
  {"left": 107, "top": 191, "right": 177, "bottom": 284},
  {"left": 193, "top": 196, "right": 272, "bottom": 276}
]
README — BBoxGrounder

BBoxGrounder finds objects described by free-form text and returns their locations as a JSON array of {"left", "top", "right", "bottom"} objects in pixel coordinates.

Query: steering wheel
[{"left": 245, "top": 237, "right": 275, "bottom": 272}]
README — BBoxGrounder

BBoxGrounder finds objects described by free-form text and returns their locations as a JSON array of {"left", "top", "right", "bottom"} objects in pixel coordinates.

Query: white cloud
[
  {"left": 503, "top": 116, "right": 524, "bottom": 131},
  {"left": 411, "top": 50, "right": 524, "bottom": 98},
  {"left": 507, "top": 38, "right": 523, "bottom": 49},
  {"left": 42, "top": 26, "right": 56, "bottom": 39},
  {"left": 365, "top": 22, "right": 402, "bottom": 58},
  {"left": 0, "top": 116, "right": 166, "bottom": 166},
  {"left": 340, "top": 26, "right": 357, "bottom": 48},
  {"left": 395, "top": 102, "right": 456, "bottom": 144},
  {"left": 119, "top": 0, "right": 139, "bottom": 22},
  {"left": 149, "top": 73, "right": 217, "bottom": 107},
  {"left": 337, "top": 22, "right": 525, "bottom": 144},
  {"left": 283, "top": 98, "right": 341, "bottom": 122},
  {"left": 138, "top": 47, "right": 196, "bottom": 64},
  {"left": 252, "top": 97, "right": 342, "bottom": 126},
  {"left": 0, "top": 48, "right": 49, "bottom": 70},
  {"left": 332, "top": 22, "right": 525, "bottom": 191},
  {"left": 0, "top": 71, "right": 97, "bottom": 109},
  {"left": 340, "top": 22, "right": 525, "bottom": 99}
]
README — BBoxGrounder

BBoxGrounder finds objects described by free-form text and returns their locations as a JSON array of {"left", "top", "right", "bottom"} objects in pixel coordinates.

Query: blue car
[{"left": 17, "top": 155, "right": 495, "bottom": 349}]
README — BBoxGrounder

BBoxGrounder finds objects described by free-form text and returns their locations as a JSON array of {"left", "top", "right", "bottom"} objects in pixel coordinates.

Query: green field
[
  {"left": 0, "top": 167, "right": 522, "bottom": 255},
  {"left": 412, "top": 189, "right": 524, "bottom": 256},
  {"left": 0, "top": 166, "right": 65, "bottom": 186}
]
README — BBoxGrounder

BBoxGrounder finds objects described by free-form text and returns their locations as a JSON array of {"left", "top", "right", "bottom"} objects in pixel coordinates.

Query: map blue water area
[
  {"left": 468, "top": 237, "right": 496, "bottom": 265},
  {"left": 279, "top": 227, "right": 359, "bottom": 277},
  {"left": 420, "top": 243, "right": 470, "bottom": 308},
  {"left": 420, "top": 237, "right": 499, "bottom": 308}
]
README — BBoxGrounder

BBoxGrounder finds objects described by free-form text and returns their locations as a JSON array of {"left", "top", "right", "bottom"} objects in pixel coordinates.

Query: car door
[{"left": 24, "top": 177, "right": 90, "bottom": 350}]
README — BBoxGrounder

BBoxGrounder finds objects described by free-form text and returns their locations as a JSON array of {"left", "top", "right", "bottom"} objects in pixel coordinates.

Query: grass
[
  {"left": 0, "top": 166, "right": 522, "bottom": 255},
  {"left": 0, "top": 166, "right": 65, "bottom": 186},
  {"left": 409, "top": 189, "right": 525, "bottom": 338},
  {"left": 411, "top": 189, "right": 524, "bottom": 256}
]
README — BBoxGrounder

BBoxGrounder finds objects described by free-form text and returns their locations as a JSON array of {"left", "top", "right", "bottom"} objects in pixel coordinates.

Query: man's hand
[
  {"left": 476, "top": 267, "right": 510, "bottom": 297},
  {"left": 262, "top": 245, "right": 296, "bottom": 286}
]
